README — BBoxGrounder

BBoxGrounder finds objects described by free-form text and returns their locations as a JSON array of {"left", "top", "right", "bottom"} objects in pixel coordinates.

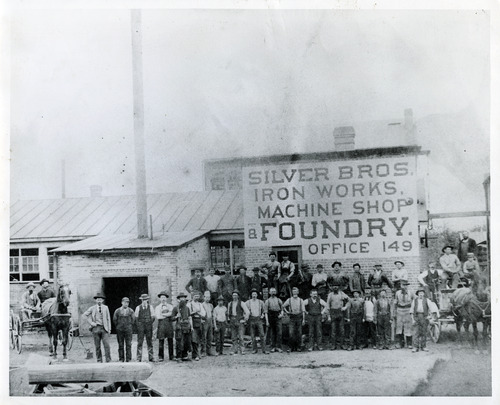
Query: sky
[{"left": 9, "top": 8, "right": 490, "bottom": 216}]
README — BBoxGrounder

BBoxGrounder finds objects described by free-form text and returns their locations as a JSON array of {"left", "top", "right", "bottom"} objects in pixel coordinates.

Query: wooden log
[{"left": 28, "top": 362, "right": 152, "bottom": 384}]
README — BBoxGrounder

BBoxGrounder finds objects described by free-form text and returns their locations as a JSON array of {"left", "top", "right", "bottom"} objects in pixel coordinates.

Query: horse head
[{"left": 57, "top": 284, "right": 72, "bottom": 308}]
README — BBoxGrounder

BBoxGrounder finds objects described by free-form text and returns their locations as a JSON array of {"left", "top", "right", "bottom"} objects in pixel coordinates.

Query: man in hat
[
  {"left": 264, "top": 287, "right": 284, "bottom": 353},
  {"left": 373, "top": 289, "right": 393, "bottom": 350},
  {"left": 205, "top": 267, "right": 221, "bottom": 305},
  {"left": 187, "top": 290, "right": 206, "bottom": 361},
  {"left": 349, "top": 264, "right": 366, "bottom": 297},
  {"left": 278, "top": 254, "right": 295, "bottom": 299},
  {"left": 326, "top": 284, "right": 349, "bottom": 350},
  {"left": 263, "top": 252, "right": 281, "bottom": 289},
  {"left": 218, "top": 268, "right": 235, "bottom": 305},
  {"left": 393, "top": 280, "right": 415, "bottom": 349},
  {"left": 113, "top": 297, "right": 135, "bottom": 362},
  {"left": 235, "top": 266, "right": 252, "bottom": 301},
  {"left": 363, "top": 289, "right": 377, "bottom": 349},
  {"left": 172, "top": 292, "right": 193, "bottom": 361},
  {"left": 348, "top": 290, "right": 365, "bottom": 350},
  {"left": 312, "top": 264, "right": 328, "bottom": 301},
  {"left": 213, "top": 295, "right": 228, "bottom": 355},
  {"left": 283, "top": 286, "right": 305, "bottom": 352},
  {"left": 82, "top": 293, "right": 112, "bottom": 363},
  {"left": 327, "top": 261, "right": 348, "bottom": 293},
  {"left": 368, "top": 264, "right": 393, "bottom": 298},
  {"left": 439, "top": 246, "right": 461, "bottom": 288},
  {"left": 228, "top": 290, "right": 250, "bottom": 355},
  {"left": 250, "top": 267, "right": 267, "bottom": 299},
  {"left": 392, "top": 261, "right": 409, "bottom": 292},
  {"left": 245, "top": 288, "right": 268, "bottom": 354},
  {"left": 299, "top": 264, "right": 313, "bottom": 299},
  {"left": 418, "top": 262, "right": 445, "bottom": 305},
  {"left": 134, "top": 293, "right": 156, "bottom": 362},
  {"left": 303, "top": 289, "right": 328, "bottom": 351},
  {"left": 457, "top": 231, "right": 477, "bottom": 263},
  {"left": 155, "top": 291, "right": 174, "bottom": 361},
  {"left": 37, "top": 278, "right": 56, "bottom": 304},
  {"left": 20, "top": 282, "right": 41, "bottom": 321},
  {"left": 410, "top": 288, "right": 439, "bottom": 352},
  {"left": 201, "top": 291, "right": 214, "bottom": 356},
  {"left": 185, "top": 269, "right": 208, "bottom": 299}
]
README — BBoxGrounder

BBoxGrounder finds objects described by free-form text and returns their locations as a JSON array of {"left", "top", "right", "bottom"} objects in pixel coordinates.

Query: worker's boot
[{"left": 407, "top": 336, "right": 413, "bottom": 349}]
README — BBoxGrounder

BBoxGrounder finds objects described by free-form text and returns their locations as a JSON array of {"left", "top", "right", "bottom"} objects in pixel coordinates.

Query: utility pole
[{"left": 131, "top": 9, "right": 148, "bottom": 238}]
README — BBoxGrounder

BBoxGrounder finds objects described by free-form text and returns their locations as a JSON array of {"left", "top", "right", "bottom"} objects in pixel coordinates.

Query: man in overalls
[
  {"left": 187, "top": 290, "right": 206, "bottom": 361},
  {"left": 155, "top": 291, "right": 174, "bottom": 361},
  {"left": 134, "top": 293, "right": 155, "bottom": 362},
  {"left": 326, "top": 285, "right": 349, "bottom": 350},
  {"left": 173, "top": 292, "right": 193, "bottom": 361},
  {"left": 227, "top": 290, "right": 250, "bottom": 355},
  {"left": 348, "top": 290, "right": 364, "bottom": 350},
  {"left": 304, "top": 289, "right": 327, "bottom": 351},
  {"left": 373, "top": 289, "right": 393, "bottom": 350}
]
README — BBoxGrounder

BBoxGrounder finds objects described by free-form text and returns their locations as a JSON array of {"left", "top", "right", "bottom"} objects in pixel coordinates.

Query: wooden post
[{"left": 229, "top": 239, "right": 234, "bottom": 276}]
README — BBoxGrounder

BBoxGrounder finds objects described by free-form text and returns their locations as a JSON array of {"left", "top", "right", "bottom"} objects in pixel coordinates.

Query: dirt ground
[{"left": 9, "top": 326, "right": 491, "bottom": 397}]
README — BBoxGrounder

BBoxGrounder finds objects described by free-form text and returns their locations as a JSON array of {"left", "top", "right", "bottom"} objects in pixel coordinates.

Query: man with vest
[
  {"left": 228, "top": 290, "right": 250, "bottom": 355},
  {"left": 303, "top": 289, "right": 327, "bottom": 351},
  {"left": 187, "top": 290, "right": 207, "bottom": 361},
  {"left": 312, "top": 264, "right": 328, "bottom": 301},
  {"left": 155, "top": 291, "right": 175, "bottom": 362},
  {"left": 326, "top": 284, "right": 349, "bottom": 350},
  {"left": 348, "top": 264, "right": 366, "bottom": 297},
  {"left": 283, "top": 286, "right": 306, "bottom": 352},
  {"left": 392, "top": 261, "right": 409, "bottom": 292},
  {"left": 113, "top": 297, "right": 135, "bottom": 362},
  {"left": 264, "top": 287, "right": 285, "bottom": 352},
  {"left": 439, "top": 245, "right": 461, "bottom": 288},
  {"left": 245, "top": 288, "right": 268, "bottom": 354},
  {"left": 37, "top": 278, "right": 56, "bottom": 304},
  {"left": 20, "top": 282, "right": 41, "bottom": 321},
  {"left": 134, "top": 293, "right": 156, "bottom": 362},
  {"left": 299, "top": 264, "right": 313, "bottom": 299},
  {"left": 201, "top": 291, "right": 214, "bottom": 356},
  {"left": 348, "top": 290, "right": 364, "bottom": 350},
  {"left": 417, "top": 262, "right": 444, "bottom": 306},
  {"left": 172, "top": 292, "right": 193, "bottom": 362},
  {"left": 82, "top": 292, "right": 112, "bottom": 363},
  {"left": 262, "top": 252, "right": 281, "bottom": 290},
  {"left": 410, "top": 288, "right": 439, "bottom": 352},
  {"left": 393, "top": 280, "right": 415, "bottom": 349},
  {"left": 373, "top": 289, "right": 393, "bottom": 350}
]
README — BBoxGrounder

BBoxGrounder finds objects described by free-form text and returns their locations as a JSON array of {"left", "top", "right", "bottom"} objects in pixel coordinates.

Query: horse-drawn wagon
[{"left": 427, "top": 288, "right": 455, "bottom": 343}]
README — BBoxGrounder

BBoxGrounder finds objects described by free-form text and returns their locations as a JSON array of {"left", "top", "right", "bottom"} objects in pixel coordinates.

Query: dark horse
[{"left": 41, "top": 284, "right": 72, "bottom": 359}]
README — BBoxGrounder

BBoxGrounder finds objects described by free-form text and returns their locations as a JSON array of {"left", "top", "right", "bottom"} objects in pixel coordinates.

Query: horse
[{"left": 41, "top": 284, "right": 72, "bottom": 359}]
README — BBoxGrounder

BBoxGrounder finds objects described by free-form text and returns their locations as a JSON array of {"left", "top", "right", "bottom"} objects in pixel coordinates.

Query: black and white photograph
[{"left": 3, "top": 0, "right": 497, "bottom": 401}]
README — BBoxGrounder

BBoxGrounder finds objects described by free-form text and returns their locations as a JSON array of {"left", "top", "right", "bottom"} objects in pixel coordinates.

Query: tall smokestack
[
  {"left": 333, "top": 126, "right": 355, "bottom": 151},
  {"left": 131, "top": 9, "right": 148, "bottom": 238}
]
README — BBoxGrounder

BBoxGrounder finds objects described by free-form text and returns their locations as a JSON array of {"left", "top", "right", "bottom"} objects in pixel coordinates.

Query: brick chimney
[
  {"left": 333, "top": 126, "right": 355, "bottom": 151},
  {"left": 90, "top": 185, "right": 103, "bottom": 198}
]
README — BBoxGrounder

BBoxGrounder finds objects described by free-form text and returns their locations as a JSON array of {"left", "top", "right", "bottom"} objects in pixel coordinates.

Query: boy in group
[
  {"left": 213, "top": 296, "right": 228, "bottom": 355},
  {"left": 113, "top": 297, "right": 135, "bottom": 362},
  {"left": 264, "top": 287, "right": 284, "bottom": 353},
  {"left": 363, "top": 289, "right": 377, "bottom": 349},
  {"left": 187, "top": 290, "right": 206, "bottom": 361},
  {"left": 172, "top": 292, "right": 193, "bottom": 362},
  {"left": 326, "top": 285, "right": 349, "bottom": 350},
  {"left": 410, "top": 288, "right": 439, "bottom": 353},
  {"left": 373, "top": 289, "right": 393, "bottom": 350},
  {"left": 303, "top": 289, "right": 327, "bottom": 351},
  {"left": 228, "top": 290, "right": 250, "bottom": 355},
  {"left": 155, "top": 291, "right": 175, "bottom": 361},
  {"left": 283, "top": 286, "right": 305, "bottom": 352},
  {"left": 348, "top": 290, "right": 364, "bottom": 350},
  {"left": 201, "top": 291, "right": 214, "bottom": 356},
  {"left": 245, "top": 288, "right": 268, "bottom": 354}
]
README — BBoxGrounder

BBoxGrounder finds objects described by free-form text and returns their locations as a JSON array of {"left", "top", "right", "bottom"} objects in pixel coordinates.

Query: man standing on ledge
[
  {"left": 82, "top": 292, "right": 111, "bottom": 363},
  {"left": 135, "top": 293, "right": 156, "bottom": 362}
]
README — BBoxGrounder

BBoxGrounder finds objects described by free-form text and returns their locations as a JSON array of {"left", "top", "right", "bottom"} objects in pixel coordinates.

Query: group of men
[{"left": 19, "top": 278, "right": 55, "bottom": 321}]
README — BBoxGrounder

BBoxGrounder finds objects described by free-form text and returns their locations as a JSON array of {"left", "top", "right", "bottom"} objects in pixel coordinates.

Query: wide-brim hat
[
  {"left": 415, "top": 288, "right": 426, "bottom": 295},
  {"left": 401, "top": 280, "right": 411, "bottom": 285},
  {"left": 237, "top": 265, "right": 247, "bottom": 270},
  {"left": 352, "top": 263, "right": 361, "bottom": 268},
  {"left": 351, "top": 289, "right": 361, "bottom": 295},
  {"left": 139, "top": 294, "right": 150, "bottom": 300},
  {"left": 332, "top": 261, "right": 342, "bottom": 268},
  {"left": 268, "top": 252, "right": 276, "bottom": 257},
  {"left": 177, "top": 292, "right": 188, "bottom": 299},
  {"left": 217, "top": 295, "right": 225, "bottom": 302},
  {"left": 26, "top": 282, "right": 36, "bottom": 289},
  {"left": 94, "top": 292, "right": 106, "bottom": 299},
  {"left": 157, "top": 291, "right": 169, "bottom": 298},
  {"left": 250, "top": 288, "right": 259, "bottom": 294},
  {"left": 394, "top": 260, "right": 405, "bottom": 266},
  {"left": 316, "top": 264, "right": 324, "bottom": 269},
  {"left": 374, "top": 264, "right": 383, "bottom": 268},
  {"left": 39, "top": 278, "right": 50, "bottom": 285},
  {"left": 232, "top": 289, "right": 240, "bottom": 296},
  {"left": 252, "top": 267, "right": 261, "bottom": 272},
  {"left": 442, "top": 245, "right": 454, "bottom": 253}
]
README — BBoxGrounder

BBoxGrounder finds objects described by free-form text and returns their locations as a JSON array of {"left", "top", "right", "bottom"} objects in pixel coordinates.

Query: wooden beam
[
  {"left": 28, "top": 362, "right": 152, "bottom": 384},
  {"left": 428, "top": 211, "right": 489, "bottom": 219}
]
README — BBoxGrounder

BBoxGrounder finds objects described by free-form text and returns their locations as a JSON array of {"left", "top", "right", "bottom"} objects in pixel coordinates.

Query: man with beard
[
  {"left": 328, "top": 262, "right": 348, "bottom": 294},
  {"left": 172, "top": 292, "right": 193, "bottom": 362},
  {"left": 155, "top": 291, "right": 175, "bottom": 361},
  {"left": 348, "top": 263, "right": 366, "bottom": 297},
  {"left": 235, "top": 266, "right": 252, "bottom": 302},
  {"left": 368, "top": 264, "right": 393, "bottom": 298},
  {"left": 187, "top": 291, "right": 206, "bottom": 361},
  {"left": 457, "top": 231, "right": 477, "bottom": 263}
]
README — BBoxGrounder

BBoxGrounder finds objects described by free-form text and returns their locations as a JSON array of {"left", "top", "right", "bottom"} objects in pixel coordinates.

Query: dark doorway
[
  {"left": 103, "top": 276, "right": 148, "bottom": 334},
  {"left": 275, "top": 247, "right": 302, "bottom": 269}
]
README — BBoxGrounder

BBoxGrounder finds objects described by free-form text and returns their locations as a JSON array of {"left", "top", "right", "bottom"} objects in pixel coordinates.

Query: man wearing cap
[
  {"left": 155, "top": 291, "right": 174, "bottom": 361},
  {"left": 37, "top": 278, "right": 56, "bottom": 304},
  {"left": 392, "top": 261, "right": 409, "bottom": 292},
  {"left": 250, "top": 267, "right": 268, "bottom": 299},
  {"left": 283, "top": 286, "right": 305, "bottom": 352},
  {"left": 304, "top": 289, "right": 328, "bottom": 351},
  {"left": 278, "top": 254, "right": 295, "bottom": 300},
  {"left": 172, "top": 292, "right": 193, "bottom": 361},
  {"left": 299, "top": 264, "right": 313, "bottom": 299},
  {"left": 245, "top": 288, "right": 268, "bottom": 354},
  {"left": 264, "top": 287, "right": 285, "bottom": 353},
  {"left": 312, "top": 264, "right": 328, "bottom": 301},
  {"left": 218, "top": 268, "right": 235, "bottom": 305},
  {"left": 185, "top": 269, "right": 208, "bottom": 300},
  {"left": 327, "top": 262, "right": 348, "bottom": 293},
  {"left": 418, "top": 262, "right": 444, "bottom": 305},
  {"left": 201, "top": 291, "right": 214, "bottom": 356},
  {"left": 363, "top": 289, "right": 377, "bottom": 349},
  {"left": 348, "top": 290, "right": 364, "bottom": 350},
  {"left": 20, "top": 282, "right": 41, "bottom": 321},
  {"left": 187, "top": 290, "right": 207, "bottom": 361},
  {"left": 113, "top": 297, "right": 135, "bottom": 362},
  {"left": 326, "top": 284, "right": 349, "bottom": 350},
  {"left": 439, "top": 246, "right": 461, "bottom": 288},
  {"left": 393, "top": 281, "right": 415, "bottom": 349},
  {"left": 410, "top": 288, "right": 439, "bottom": 352},
  {"left": 205, "top": 267, "right": 221, "bottom": 305},
  {"left": 82, "top": 293, "right": 112, "bottom": 363},
  {"left": 228, "top": 290, "right": 250, "bottom": 355},
  {"left": 263, "top": 252, "right": 281, "bottom": 289},
  {"left": 135, "top": 294, "right": 156, "bottom": 362},
  {"left": 213, "top": 296, "right": 228, "bottom": 355},
  {"left": 368, "top": 264, "right": 393, "bottom": 298},
  {"left": 373, "top": 289, "right": 393, "bottom": 350},
  {"left": 349, "top": 264, "right": 366, "bottom": 297},
  {"left": 235, "top": 266, "right": 252, "bottom": 301}
]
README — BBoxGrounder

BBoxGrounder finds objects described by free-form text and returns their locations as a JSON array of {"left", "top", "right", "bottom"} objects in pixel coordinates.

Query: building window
[
  {"left": 210, "top": 240, "right": 245, "bottom": 273},
  {"left": 227, "top": 170, "right": 242, "bottom": 190},
  {"left": 10, "top": 248, "right": 40, "bottom": 282},
  {"left": 48, "top": 251, "right": 57, "bottom": 280},
  {"left": 210, "top": 174, "right": 226, "bottom": 190}
]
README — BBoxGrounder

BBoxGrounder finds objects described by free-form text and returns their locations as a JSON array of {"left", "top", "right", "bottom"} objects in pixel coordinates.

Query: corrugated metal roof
[
  {"left": 11, "top": 191, "right": 243, "bottom": 241},
  {"left": 51, "top": 230, "right": 210, "bottom": 252}
]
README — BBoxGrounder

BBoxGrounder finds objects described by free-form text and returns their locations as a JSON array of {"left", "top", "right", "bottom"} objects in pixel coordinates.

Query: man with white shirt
[
  {"left": 439, "top": 245, "right": 461, "bottom": 288},
  {"left": 187, "top": 290, "right": 206, "bottom": 361},
  {"left": 311, "top": 264, "right": 328, "bottom": 301},
  {"left": 245, "top": 288, "right": 268, "bottom": 354},
  {"left": 155, "top": 291, "right": 174, "bottom": 362},
  {"left": 283, "top": 286, "right": 305, "bottom": 352},
  {"left": 410, "top": 288, "right": 439, "bottom": 352},
  {"left": 304, "top": 289, "right": 327, "bottom": 351},
  {"left": 205, "top": 267, "right": 220, "bottom": 304}
]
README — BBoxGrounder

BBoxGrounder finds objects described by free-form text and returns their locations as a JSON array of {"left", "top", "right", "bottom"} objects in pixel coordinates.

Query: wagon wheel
[
  {"left": 9, "top": 314, "right": 16, "bottom": 349},
  {"left": 67, "top": 329, "right": 74, "bottom": 350},
  {"left": 14, "top": 318, "right": 23, "bottom": 354},
  {"left": 428, "top": 320, "right": 441, "bottom": 343}
]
